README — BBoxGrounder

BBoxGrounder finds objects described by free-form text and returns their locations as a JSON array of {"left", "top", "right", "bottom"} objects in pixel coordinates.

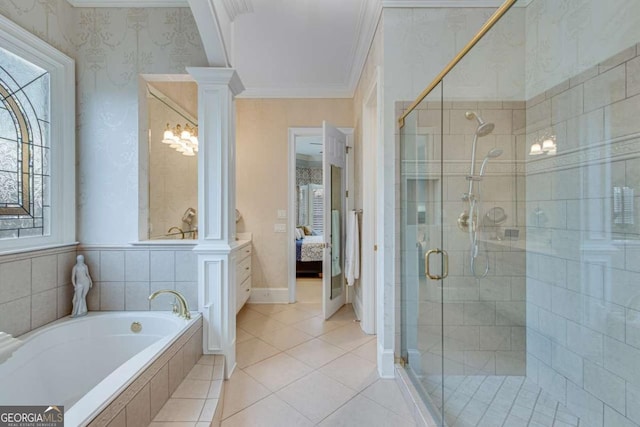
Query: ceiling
[
  {"left": 232, "top": 0, "right": 380, "bottom": 98},
  {"left": 296, "top": 136, "right": 323, "bottom": 158}
]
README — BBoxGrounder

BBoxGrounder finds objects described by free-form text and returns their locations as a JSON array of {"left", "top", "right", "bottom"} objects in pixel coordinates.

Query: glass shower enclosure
[{"left": 398, "top": 0, "right": 640, "bottom": 426}]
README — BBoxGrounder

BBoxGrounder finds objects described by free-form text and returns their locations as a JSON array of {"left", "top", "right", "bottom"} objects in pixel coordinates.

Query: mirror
[
  {"left": 144, "top": 79, "right": 198, "bottom": 240},
  {"left": 330, "top": 164, "right": 343, "bottom": 299}
]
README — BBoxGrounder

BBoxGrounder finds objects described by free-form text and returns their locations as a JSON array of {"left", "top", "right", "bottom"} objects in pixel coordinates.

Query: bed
[{"left": 296, "top": 235, "right": 324, "bottom": 277}]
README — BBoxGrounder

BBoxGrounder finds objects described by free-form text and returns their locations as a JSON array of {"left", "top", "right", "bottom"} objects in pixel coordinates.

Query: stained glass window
[{"left": 0, "top": 46, "right": 50, "bottom": 240}]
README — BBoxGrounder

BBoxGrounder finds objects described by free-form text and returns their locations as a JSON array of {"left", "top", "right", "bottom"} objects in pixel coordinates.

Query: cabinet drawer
[
  {"left": 237, "top": 255, "right": 251, "bottom": 284},
  {"left": 236, "top": 276, "right": 251, "bottom": 312},
  {"left": 238, "top": 245, "right": 252, "bottom": 261}
]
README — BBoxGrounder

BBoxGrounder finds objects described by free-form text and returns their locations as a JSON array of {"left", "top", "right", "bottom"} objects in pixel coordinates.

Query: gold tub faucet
[{"left": 148, "top": 290, "right": 191, "bottom": 320}]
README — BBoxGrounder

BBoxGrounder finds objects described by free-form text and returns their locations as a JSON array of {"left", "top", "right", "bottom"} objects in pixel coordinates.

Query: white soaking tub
[{"left": 0, "top": 311, "right": 201, "bottom": 426}]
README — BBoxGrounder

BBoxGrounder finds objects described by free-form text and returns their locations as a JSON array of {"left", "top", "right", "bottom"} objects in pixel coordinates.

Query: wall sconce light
[
  {"left": 529, "top": 134, "right": 556, "bottom": 156},
  {"left": 162, "top": 123, "right": 199, "bottom": 156}
]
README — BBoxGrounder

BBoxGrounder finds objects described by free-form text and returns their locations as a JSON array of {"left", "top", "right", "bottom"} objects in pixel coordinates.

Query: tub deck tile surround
[
  {"left": 0, "top": 244, "right": 77, "bottom": 337},
  {"left": 149, "top": 355, "right": 226, "bottom": 427},
  {"left": 88, "top": 317, "right": 203, "bottom": 427}
]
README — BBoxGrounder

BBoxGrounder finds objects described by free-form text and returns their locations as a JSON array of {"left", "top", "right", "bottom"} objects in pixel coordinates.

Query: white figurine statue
[{"left": 71, "top": 255, "right": 93, "bottom": 318}]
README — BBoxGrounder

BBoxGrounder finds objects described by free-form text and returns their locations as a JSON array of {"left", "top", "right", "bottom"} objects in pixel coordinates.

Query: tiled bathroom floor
[
  {"left": 295, "top": 277, "right": 322, "bottom": 303},
  {"left": 420, "top": 374, "right": 580, "bottom": 427},
  {"left": 222, "top": 303, "right": 416, "bottom": 426}
]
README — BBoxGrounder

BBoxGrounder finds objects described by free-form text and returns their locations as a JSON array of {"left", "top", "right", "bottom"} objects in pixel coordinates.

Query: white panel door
[{"left": 322, "top": 121, "right": 347, "bottom": 319}]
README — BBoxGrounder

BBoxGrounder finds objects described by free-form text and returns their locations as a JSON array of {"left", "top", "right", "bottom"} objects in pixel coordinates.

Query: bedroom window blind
[{"left": 311, "top": 186, "right": 323, "bottom": 233}]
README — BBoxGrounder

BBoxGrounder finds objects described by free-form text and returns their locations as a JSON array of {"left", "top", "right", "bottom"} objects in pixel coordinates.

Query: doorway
[
  {"left": 293, "top": 133, "right": 324, "bottom": 303},
  {"left": 287, "top": 126, "right": 354, "bottom": 318}
]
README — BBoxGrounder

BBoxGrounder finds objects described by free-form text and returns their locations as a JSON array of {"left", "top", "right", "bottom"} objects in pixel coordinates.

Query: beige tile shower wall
[
  {"left": 525, "top": 44, "right": 640, "bottom": 427},
  {"left": 236, "top": 99, "right": 353, "bottom": 290},
  {"left": 400, "top": 100, "right": 526, "bottom": 376},
  {"left": 78, "top": 245, "right": 197, "bottom": 313},
  {"left": 525, "top": 0, "right": 640, "bottom": 100},
  {"left": 386, "top": 6, "right": 526, "bottom": 362},
  {"left": 0, "top": 245, "right": 77, "bottom": 336}
]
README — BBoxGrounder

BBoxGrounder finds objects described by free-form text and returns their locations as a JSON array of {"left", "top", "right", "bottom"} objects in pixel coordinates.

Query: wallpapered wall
[
  {"left": 0, "top": 0, "right": 208, "bottom": 245},
  {"left": 0, "top": 1, "right": 207, "bottom": 331}
]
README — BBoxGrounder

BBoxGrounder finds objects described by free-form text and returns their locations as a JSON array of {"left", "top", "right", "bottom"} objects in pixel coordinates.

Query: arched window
[{"left": 0, "top": 15, "right": 75, "bottom": 252}]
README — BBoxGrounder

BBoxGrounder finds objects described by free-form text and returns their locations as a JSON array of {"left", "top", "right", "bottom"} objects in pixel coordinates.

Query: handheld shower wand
[
  {"left": 462, "top": 113, "right": 498, "bottom": 279},
  {"left": 468, "top": 147, "right": 503, "bottom": 279},
  {"left": 479, "top": 148, "right": 503, "bottom": 176}
]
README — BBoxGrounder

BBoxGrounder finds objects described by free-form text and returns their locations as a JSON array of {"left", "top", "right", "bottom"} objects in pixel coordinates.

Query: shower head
[
  {"left": 465, "top": 111, "right": 495, "bottom": 137},
  {"left": 486, "top": 148, "right": 503, "bottom": 159},
  {"left": 479, "top": 148, "right": 503, "bottom": 176}
]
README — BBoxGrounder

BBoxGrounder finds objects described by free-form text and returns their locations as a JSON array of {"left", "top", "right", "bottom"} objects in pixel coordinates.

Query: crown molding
[
  {"left": 236, "top": 86, "right": 353, "bottom": 99},
  {"left": 67, "top": 0, "right": 188, "bottom": 6},
  {"left": 382, "top": 0, "right": 531, "bottom": 7},
  {"left": 346, "top": 0, "right": 383, "bottom": 95},
  {"left": 220, "top": 0, "right": 253, "bottom": 21}
]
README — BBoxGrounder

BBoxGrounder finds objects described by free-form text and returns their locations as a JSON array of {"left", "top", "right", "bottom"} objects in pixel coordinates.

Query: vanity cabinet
[{"left": 236, "top": 243, "right": 252, "bottom": 313}]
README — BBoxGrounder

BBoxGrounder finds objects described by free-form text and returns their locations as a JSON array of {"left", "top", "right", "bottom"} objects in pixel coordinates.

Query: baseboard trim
[
  {"left": 353, "top": 291, "right": 363, "bottom": 322},
  {"left": 378, "top": 342, "right": 395, "bottom": 378},
  {"left": 395, "top": 366, "right": 438, "bottom": 427},
  {"left": 247, "top": 288, "right": 289, "bottom": 304}
]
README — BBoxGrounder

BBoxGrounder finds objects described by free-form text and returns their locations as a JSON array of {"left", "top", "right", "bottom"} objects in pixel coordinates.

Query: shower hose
[{"left": 469, "top": 197, "right": 490, "bottom": 279}]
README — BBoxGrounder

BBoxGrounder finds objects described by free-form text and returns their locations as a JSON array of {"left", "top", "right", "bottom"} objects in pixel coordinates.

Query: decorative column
[{"left": 187, "top": 67, "right": 244, "bottom": 377}]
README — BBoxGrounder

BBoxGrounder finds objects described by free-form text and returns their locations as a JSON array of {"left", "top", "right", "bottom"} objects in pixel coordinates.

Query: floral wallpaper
[
  {"left": 0, "top": 0, "right": 75, "bottom": 56},
  {"left": 0, "top": 1, "right": 208, "bottom": 244}
]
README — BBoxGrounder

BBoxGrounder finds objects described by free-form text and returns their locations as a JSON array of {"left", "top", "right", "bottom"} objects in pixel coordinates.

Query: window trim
[{"left": 0, "top": 14, "right": 75, "bottom": 253}]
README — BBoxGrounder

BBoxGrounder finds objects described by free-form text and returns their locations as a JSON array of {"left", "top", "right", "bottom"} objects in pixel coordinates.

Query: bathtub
[{"left": 0, "top": 311, "right": 202, "bottom": 426}]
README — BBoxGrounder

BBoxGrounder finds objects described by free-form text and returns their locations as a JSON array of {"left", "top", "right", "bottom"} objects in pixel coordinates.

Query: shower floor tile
[{"left": 418, "top": 375, "right": 580, "bottom": 427}]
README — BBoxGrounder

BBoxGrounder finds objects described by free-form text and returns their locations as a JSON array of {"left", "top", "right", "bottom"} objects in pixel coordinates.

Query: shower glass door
[{"left": 400, "top": 83, "right": 446, "bottom": 424}]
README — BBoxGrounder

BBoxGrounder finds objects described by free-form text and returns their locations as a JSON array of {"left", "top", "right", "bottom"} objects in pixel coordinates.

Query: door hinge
[
  {"left": 396, "top": 356, "right": 407, "bottom": 367},
  {"left": 346, "top": 190, "right": 349, "bottom": 198},
  {"left": 374, "top": 244, "right": 378, "bottom": 251}
]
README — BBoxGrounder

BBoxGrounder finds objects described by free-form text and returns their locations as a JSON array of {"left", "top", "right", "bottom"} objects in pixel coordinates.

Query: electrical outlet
[
  {"left": 274, "top": 223, "right": 286, "bottom": 233},
  {"left": 277, "top": 209, "right": 287, "bottom": 219}
]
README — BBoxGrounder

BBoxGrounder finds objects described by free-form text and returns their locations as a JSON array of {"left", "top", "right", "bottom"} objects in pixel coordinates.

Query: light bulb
[
  {"left": 162, "top": 123, "right": 175, "bottom": 144},
  {"left": 542, "top": 138, "right": 556, "bottom": 151},
  {"left": 529, "top": 143, "right": 543, "bottom": 156}
]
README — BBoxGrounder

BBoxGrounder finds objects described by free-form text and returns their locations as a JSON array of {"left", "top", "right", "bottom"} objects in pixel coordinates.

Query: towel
[
  {"left": 331, "top": 209, "right": 341, "bottom": 276},
  {"left": 345, "top": 211, "right": 360, "bottom": 286}
]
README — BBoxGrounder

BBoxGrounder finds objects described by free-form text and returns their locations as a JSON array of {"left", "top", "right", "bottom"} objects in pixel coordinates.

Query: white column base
[{"left": 197, "top": 246, "right": 236, "bottom": 379}]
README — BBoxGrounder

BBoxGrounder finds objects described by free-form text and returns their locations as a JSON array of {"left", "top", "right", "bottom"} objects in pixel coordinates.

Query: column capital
[{"left": 187, "top": 67, "right": 244, "bottom": 96}]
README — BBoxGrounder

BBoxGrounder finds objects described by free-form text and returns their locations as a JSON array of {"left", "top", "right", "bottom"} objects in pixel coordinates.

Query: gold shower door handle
[{"left": 425, "top": 249, "right": 449, "bottom": 280}]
